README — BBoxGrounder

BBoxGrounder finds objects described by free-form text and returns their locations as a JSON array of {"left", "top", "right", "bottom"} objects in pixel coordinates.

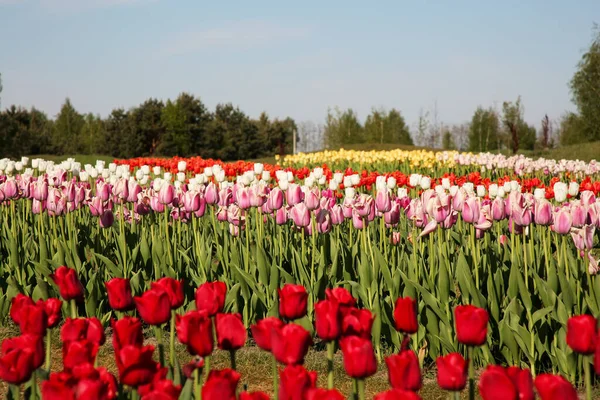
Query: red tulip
[
  {"left": 436, "top": 353, "right": 467, "bottom": 391},
  {"left": 50, "top": 266, "right": 84, "bottom": 302},
  {"left": 271, "top": 323, "right": 313, "bottom": 365},
  {"left": 239, "top": 392, "right": 270, "bottom": 400},
  {"left": 479, "top": 365, "right": 534, "bottom": 400},
  {"left": 339, "top": 335, "right": 377, "bottom": 379},
  {"left": 61, "top": 317, "right": 106, "bottom": 345},
  {"left": 62, "top": 340, "right": 99, "bottom": 372},
  {"left": 105, "top": 278, "right": 134, "bottom": 311},
  {"left": 279, "top": 365, "right": 318, "bottom": 400},
  {"left": 566, "top": 315, "right": 597, "bottom": 354},
  {"left": 393, "top": 297, "right": 418, "bottom": 334},
  {"left": 202, "top": 368, "right": 240, "bottom": 400},
  {"left": 2, "top": 334, "right": 44, "bottom": 370},
  {"left": 305, "top": 388, "right": 346, "bottom": 400},
  {"left": 176, "top": 310, "right": 214, "bottom": 357},
  {"left": 315, "top": 299, "right": 342, "bottom": 341},
  {"left": 342, "top": 308, "right": 374, "bottom": 339},
  {"left": 278, "top": 284, "right": 308, "bottom": 321},
  {"left": 138, "top": 368, "right": 182, "bottom": 400},
  {"left": 38, "top": 298, "right": 63, "bottom": 328},
  {"left": 195, "top": 281, "right": 227, "bottom": 317},
  {"left": 18, "top": 303, "right": 48, "bottom": 336},
  {"left": 251, "top": 317, "right": 284, "bottom": 352},
  {"left": 534, "top": 373, "right": 578, "bottom": 400},
  {"left": 374, "top": 389, "right": 422, "bottom": 400},
  {"left": 325, "top": 287, "right": 356, "bottom": 313},
  {"left": 0, "top": 347, "right": 35, "bottom": 385},
  {"left": 152, "top": 277, "right": 185, "bottom": 309},
  {"left": 386, "top": 350, "right": 422, "bottom": 391},
  {"left": 42, "top": 366, "right": 117, "bottom": 400},
  {"left": 454, "top": 305, "right": 488, "bottom": 346},
  {"left": 111, "top": 317, "right": 144, "bottom": 351},
  {"left": 216, "top": 313, "right": 247, "bottom": 351},
  {"left": 116, "top": 345, "right": 160, "bottom": 387},
  {"left": 9, "top": 294, "right": 34, "bottom": 325},
  {"left": 134, "top": 288, "right": 172, "bottom": 326}
]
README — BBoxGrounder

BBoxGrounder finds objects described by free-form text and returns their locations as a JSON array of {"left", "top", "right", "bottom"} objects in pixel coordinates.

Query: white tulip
[
  {"left": 441, "top": 178, "right": 451, "bottom": 190},
  {"left": 554, "top": 182, "right": 568, "bottom": 202},
  {"left": 177, "top": 161, "right": 187, "bottom": 172},
  {"left": 254, "top": 163, "right": 264, "bottom": 175},
  {"left": 387, "top": 177, "right": 397, "bottom": 189},
  {"left": 568, "top": 181, "right": 579, "bottom": 197},
  {"left": 409, "top": 174, "right": 421, "bottom": 187},
  {"left": 488, "top": 184, "right": 498, "bottom": 198},
  {"left": 420, "top": 177, "right": 431, "bottom": 190},
  {"left": 476, "top": 185, "right": 486, "bottom": 197}
]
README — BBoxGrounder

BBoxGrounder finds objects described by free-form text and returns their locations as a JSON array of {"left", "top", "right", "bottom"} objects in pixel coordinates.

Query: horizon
[{"left": 1, "top": 0, "right": 598, "bottom": 130}]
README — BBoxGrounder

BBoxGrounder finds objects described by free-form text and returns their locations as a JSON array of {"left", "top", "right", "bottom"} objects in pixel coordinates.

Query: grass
[{"left": 28, "top": 154, "right": 116, "bottom": 165}]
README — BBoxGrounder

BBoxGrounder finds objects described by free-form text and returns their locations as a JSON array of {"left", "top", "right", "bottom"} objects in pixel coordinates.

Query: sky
[{"left": 0, "top": 0, "right": 598, "bottom": 130}]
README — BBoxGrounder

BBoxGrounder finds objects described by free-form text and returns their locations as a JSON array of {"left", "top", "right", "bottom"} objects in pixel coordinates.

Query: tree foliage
[{"left": 468, "top": 107, "right": 500, "bottom": 152}]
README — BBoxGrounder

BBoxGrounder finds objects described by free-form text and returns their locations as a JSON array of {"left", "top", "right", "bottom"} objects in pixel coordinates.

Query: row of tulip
[
  {"left": 1, "top": 268, "right": 595, "bottom": 399},
  {"left": 0, "top": 160, "right": 599, "bottom": 381}
]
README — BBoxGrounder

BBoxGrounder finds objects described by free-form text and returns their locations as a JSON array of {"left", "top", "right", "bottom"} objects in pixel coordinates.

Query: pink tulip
[
  {"left": 304, "top": 188, "right": 320, "bottom": 211},
  {"left": 64, "top": 182, "right": 76, "bottom": 203},
  {"left": 461, "top": 197, "right": 480, "bottom": 224},
  {"left": 33, "top": 181, "right": 48, "bottom": 201},
  {"left": 249, "top": 185, "right": 267, "bottom": 208},
  {"left": 290, "top": 203, "right": 310, "bottom": 227},
  {"left": 353, "top": 194, "right": 374, "bottom": 218},
  {"left": 127, "top": 181, "right": 142, "bottom": 203},
  {"left": 452, "top": 188, "right": 466, "bottom": 212},
  {"left": 96, "top": 181, "right": 111, "bottom": 201},
  {"left": 571, "top": 203, "right": 587, "bottom": 228},
  {"left": 442, "top": 210, "right": 458, "bottom": 229},
  {"left": 491, "top": 197, "right": 506, "bottom": 221},
  {"left": 352, "top": 211, "right": 367, "bottom": 229},
  {"left": 534, "top": 199, "right": 553, "bottom": 226},
  {"left": 227, "top": 204, "right": 242, "bottom": 226},
  {"left": 331, "top": 204, "right": 344, "bottom": 225},
  {"left": 75, "top": 186, "right": 86, "bottom": 208},
  {"left": 316, "top": 209, "right": 332, "bottom": 234},
  {"left": 237, "top": 187, "right": 252, "bottom": 210},
  {"left": 419, "top": 219, "right": 438, "bottom": 237},
  {"left": 184, "top": 191, "right": 201, "bottom": 213},
  {"left": 275, "top": 207, "right": 288, "bottom": 225},
  {"left": 229, "top": 223, "right": 240, "bottom": 236},
  {"left": 194, "top": 195, "right": 207, "bottom": 217},
  {"left": 267, "top": 188, "right": 284, "bottom": 211},
  {"left": 114, "top": 178, "right": 129, "bottom": 200},
  {"left": 384, "top": 202, "right": 400, "bottom": 226},
  {"left": 342, "top": 197, "right": 354, "bottom": 219},
  {"left": 375, "top": 190, "right": 391, "bottom": 213},
  {"left": 32, "top": 199, "right": 45, "bottom": 214},
  {"left": 552, "top": 208, "right": 572, "bottom": 235},
  {"left": 217, "top": 206, "right": 228, "bottom": 222},
  {"left": 286, "top": 184, "right": 303, "bottom": 206},
  {"left": 217, "top": 187, "right": 232, "bottom": 207},
  {"left": 499, "top": 234, "right": 508, "bottom": 246},
  {"left": 205, "top": 183, "right": 220, "bottom": 205},
  {"left": 150, "top": 196, "right": 165, "bottom": 213},
  {"left": 391, "top": 231, "right": 401, "bottom": 245},
  {"left": 158, "top": 183, "right": 174, "bottom": 205},
  {"left": 89, "top": 196, "right": 104, "bottom": 216},
  {"left": 581, "top": 191, "right": 596, "bottom": 207},
  {"left": 474, "top": 206, "right": 493, "bottom": 231},
  {"left": 571, "top": 225, "right": 595, "bottom": 250}
]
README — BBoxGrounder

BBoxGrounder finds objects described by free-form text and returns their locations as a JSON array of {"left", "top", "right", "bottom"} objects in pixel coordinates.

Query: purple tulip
[
  {"left": 194, "top": 195, "right": 207, "bottom": 217},
  {"left": 127, "top": 181, "right": 142, "bottom": 203},
  {"left": 205, "top": 182, "right": 220, "bottom": 205},
  {"left": 89, "top": 196, "right": 104, "bottom": 216},
  {"left": 384, "top": 202, "right": 401, "bottom": 226},
  {"left": 135, "top": 200, "right": 151, "bottom": 216},
  {"left": 99, "top": 209, "right": 114, "bottom": 228}
]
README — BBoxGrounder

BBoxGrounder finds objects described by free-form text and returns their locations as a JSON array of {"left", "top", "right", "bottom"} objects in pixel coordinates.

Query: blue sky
[{"left": 0, "top": 0, "right": 598, "bottom": 129}]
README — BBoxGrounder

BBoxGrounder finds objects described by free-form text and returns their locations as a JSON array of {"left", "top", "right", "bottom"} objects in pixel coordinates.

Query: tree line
[{"left": 0, "top": 93, "right": 297, "bottom": 160}]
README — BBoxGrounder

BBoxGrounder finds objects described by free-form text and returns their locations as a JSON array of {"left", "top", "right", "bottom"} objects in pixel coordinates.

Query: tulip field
[{"left": 0, "top": 148, "right": 600, "bottom": 399}]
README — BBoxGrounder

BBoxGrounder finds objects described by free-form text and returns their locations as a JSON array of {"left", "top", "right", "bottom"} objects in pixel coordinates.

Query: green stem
[
  {"left": 70, "top": 299, "right": 77, "bottom": 319},
  {"left": 155, "top": 326, "right": 165, "bottom": 367},
  {"left": 229, "top": 350, "right": 237, "bottom": 371},
  {"left": 204, "top": 355, "right": 211, "bottom": 381},
  {"left": 29, "top": 371, "right": 37, "bottom": 400},
  {"left": 452, "top": 392, "right": 461, "bottom": 400},
  {"left": 194, "top": 367, "right": 203, "bottom": 400},
  {"left": 327, "top": 340, "right": 335, "bottom": 389},
  {"left": 468, "top": 346, "right": 475, "bottom": 400},
  {"left": 353, "top": 378, "right": 359, "bottom": 400},
  {"left": 169, "top": 311, "right": 176, "bottom": 367},
  {"left": 357, "top": 379, "right": 366, "bottom": 400},
  {"left": 131, "top": 388, "right": 139, "bottom": 400},
  {"left": 45, "top": 329, "right": 52, "bottom": 371},
  {"left": 8, "top": 384, "right": 20, "bottom": 400},
  {"left": 584, "top": 355, "right": 592, "bottom": 400},
  {"left": 272, "top": 354, "right": 279, "bottom": 397}
]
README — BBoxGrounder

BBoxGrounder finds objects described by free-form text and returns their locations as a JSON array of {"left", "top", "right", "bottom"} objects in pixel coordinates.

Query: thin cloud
[
  {"left": 163, "top": 20, "right": 312, "bottom": 56},
  {"left": 37, "top": 0, "right": 157, "bottom": 11}
]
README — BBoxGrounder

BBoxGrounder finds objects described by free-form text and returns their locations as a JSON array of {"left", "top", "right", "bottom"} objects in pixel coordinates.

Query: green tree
[
  {"left": 81, "top": 113, "right": 105, "bottom": 154},
  {"left": 364, "top": 108, "right": 413, "bottom": 145},
  {"left": 324, "top": 108, "right": 363, "bottom": 149},
  {"left": 501, "top": 97, "right": 536, "bottom": 153},
  {"left": 52, "top": 98, "right": 85, "bottom": 154},
  {"left": 442, "top": 130, "right": 455, "bottom": 150},
  {"left": 559, "top": 112, "right": 586, "bottom": 146},
  {"left": 129, "top": 99, "right": 165, "bottom": 156},
  {"left": 103, "top": 109, "right": 130, "bottom": 158},
  {"left": 468, "top": 107, "right": 499, "bottom": 152},
  {"left": 569, "top": 26, "right": 600, "bottom": 142}
]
